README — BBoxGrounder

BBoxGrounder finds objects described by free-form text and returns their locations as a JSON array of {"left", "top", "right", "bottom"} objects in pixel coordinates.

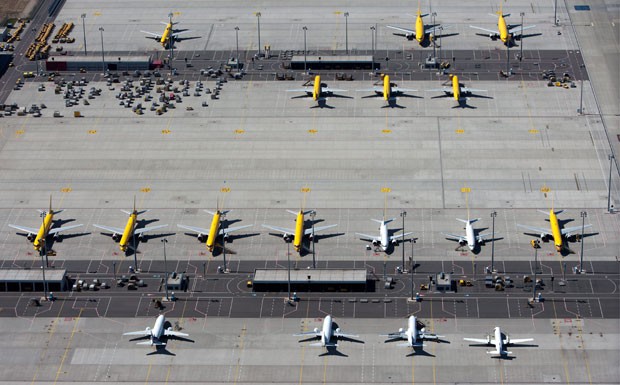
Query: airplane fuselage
[
  {"left": 451, "top": 75, "right": 460, "bottom": 101},
  {"left": 293, "top": 211, "right": 305, "bottom": 252},
  {"left": 549, "top": 210, "right": 563, "bottom": 252},
  {"left": 493, "top": 327, "right": 504, "bottom": 355},
  {"left": 379, "top": 222, "right": 389, "bottom": 251},
  {"left": 383, "top": 75, "right": 391, "bottom": 100},
  {"left": 160, "top": 23, "right": 173, "bottom": 47},
  {"left": 312, "top": 75, "right": 321, "bottom": 101},
  {"left": 119, "top": 212, "right": 137, "bottom": 252},
  {"left": 465, "top": 221, "right": 476, "bottom": 250},
  {"left": 34, "top": 211, "right": 54, "bottom": 251},
  {"left": 497, "top": 15, "right": 509, "bottom": 43},
  {"left": 407, "top": 315, "right": 418, "bottom": 346},
  {"left": 206, "top": 211, "right": 222, "bottom": 252},
  {"left": 152, "top": 314, "right": 166, "bottom": 340},
  {"left": 321, "top": 315, "right": 333, "bottom": 346},
  {"left": 415, "top": 12, "right": 425, "bottom": 42}
]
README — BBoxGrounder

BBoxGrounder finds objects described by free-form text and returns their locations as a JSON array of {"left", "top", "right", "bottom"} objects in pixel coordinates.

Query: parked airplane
[
  {"left": 517, "top": 209, "right": 591, "bottom": 252},
  {"left": 442, "top": 217, "right": 492, "bottom": 251},
  {"left": 382, "top": 315, "right": 442, "bottom": 348},
  {"left": 286, "top": 75, "right": 348, "bottom": 103},
  {"left": 9, "top": 196, "right": 83, "bottom": 252},
  {"left": 356, "top": 217, "right": 413, "bottom": 252},
  {"left": 469, "top": 5, "right": 537, "bottom": 45},
  {"left": 294, "top": 315, "right": 359, "bottom": 347},
  {"left": 464, "top": 326, "right": 533, "bottom": 357},
  {"left": 178, "top": 208, "right": 252, "bottom": 253},
  {"left": 141, "top": 15, "right": 192, "bottom": 48},
  {"left": 428, "top": 74, "right": 487, "bottom": 106},
  {"left": 386, "top": 4, "right": 450, "bottom": 45},
  {"left": 123, "top": 314, "right": 189, "bottom": 346},
  {"left": 357, "top": 74, "right": 419, "bottom": 102},
  {"left": 93, "top": 198, "right": 167, "bottom": 252},
  {"left": 262, "top": 209, "right": 337, "bottom": 253}
]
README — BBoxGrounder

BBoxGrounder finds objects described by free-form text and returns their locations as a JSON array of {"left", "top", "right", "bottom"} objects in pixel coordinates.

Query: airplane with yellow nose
[
  {"left": 178, "top": 209, "right": 253, "bottom": 253},
  {"left": 518, "top": 209, "right": 592, "bottom": 253},
  {"left": 428, "top": 74, "right": 488, "bottom": 107},
  {"left": 386, "top": 4, "right": 451, "bottom": 46},
  {"left": 262, "top": 209, "right": 337, "bottom": 254},
  {"left": 357, "top": 74, "right": 420, "bottom": 105},
  {"left": 9, "top": 196, "right": 83, "bottom": 252},
  {"left": 469, "top": 4, "right": 537, "bottom": 46},
  {"left": 286, "top": 75, "right": 349, "bottom": 106}
]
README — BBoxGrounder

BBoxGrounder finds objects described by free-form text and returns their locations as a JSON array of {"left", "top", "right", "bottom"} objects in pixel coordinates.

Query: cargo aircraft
[
  {"left": 294, "top": 315, "right": 359, "bottom": 348},
  {"left": 286, "top": 75, "right": 349, "bottom": 107},
  {"left": 141, "top": 15, "right": 192, "bottom": 49},
  {"left": 428, "top": 74, "right": 489, "bottom": 108},
  {"left": 517, "top": 209, "right": 591, "bottom": 252},
  {"left": 262, "top": 209, "right": 337, "bottom": 254},
  {"left": 356, "top": 217, "right": 413, "bottom": 252},
  {"left": 177, "top": 207, "right": 252, "bottom": 253},
  {"left": 469, "top": 5, "right": 538, "bottom": 46},
  {"left": 382, "top": 316, "right": 443, "bottom": 349},
  {"left": 442, "top": 216, "right": 493, "bottom": 251},
  {"left": 9, "top": 196, "right": 83, "bottom": 252},
  {"left": 386, "top": 3, "right": 453, "bottom": 46},
  {"left": 464, "top": 326, "right": 534, "bottom": 357},
  {"left": 123, "top": 314, "right": 189, "bottom": 346},
  {"left": 93, "top": 198, "right": 168, "bottom": 252},
  {"left": 357, "top": 74, "right": 420, "bottom": 107}
]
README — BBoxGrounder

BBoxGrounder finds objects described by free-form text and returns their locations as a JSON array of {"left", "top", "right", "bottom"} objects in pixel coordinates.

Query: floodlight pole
[
  {"left": 400, "top": 211, "right": 407, "bottom": 272},
  {"left": 162, "top": 238, "right": 169, "bottom": 300},
  {"left": 344, "top": 12, "right": 349, "bottom": 54},
  {"left": 98, "top": 27, "right": 105, "bottom": 72},
  {"left": 256, "top": 12, "right": 262, "bottom": 57},
  {"left": 608, "top": 154, "right": 615, "bottom": 213},
  {"left": 310, "top": 210, "right": 316, "bottom": 268},
  {"left": 234, "top": 26, "right": 240, "bottom": 69},
  {"left": 431, "top": 12, "right": 437, "bottom": 59},
  {"left": 303, "top": 26, "right": 307, "bottom": 73},
  {"left": 81, "top": 14, "right": 87, "bottom": 55},
  {"left": 520, "top": 12, "right": 525, "bottom": 61},
  {"left": 579, "top": 211, "right": 586, "bottom": 273},
  {"left": 490, "top": 211, "right": 497, "bottom": 272},
  {"left": 287, "top": 241, "right": 291, "bottom": 300},
  {"left": 40, "top": 212, "right": 48, "bottom": 299},
  {"left": 554, "top": 0, "right": 558, "bottom": 26},
  {"left": 370, "top": 26, "right": 375, "bottom": 71}
]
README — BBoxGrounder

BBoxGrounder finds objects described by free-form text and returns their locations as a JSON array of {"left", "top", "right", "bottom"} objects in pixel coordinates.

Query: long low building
[
  {"left": 252, "top": 268, "right": 369, "bottom": 292},
  {"left": 0, "top": 268, "right": 68, "bottom": 292},
  {"left": 46, "top": 55, "right": 152, "bottom": 72},
  {"left": 289, "top": 55, "right": 375, "bottom": 70}
]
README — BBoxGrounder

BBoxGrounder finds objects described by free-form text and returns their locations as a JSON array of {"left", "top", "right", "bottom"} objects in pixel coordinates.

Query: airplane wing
[
  {"left": 427, "top": 87, "right": 452, "bottom": 94},
  {"left": 386, "top": 25, "right": 415, "bottom": 35},
  {"left": 171, "top": 31, "right": 191, "bottom": 38},
  {"left": 461, "top": 87, "right": 487, "bottom": 93},
  {"left": 560, "top": 224, "right": 592, "bottom": 236},
  {"left": 48, "top": 224, "right": 83, "bottom": 235},
  {"left": 464, "top": 337, "right": 491, "bottom": 344},
  {"left": 293, "top": 331, "right": 320, "bottom": 337},
  {"left": 382, "top": 331, "right": 406, "bottom": 339},
  {"left": 133, "top": 224, "right": 168, "bottom": 236},
  {"left": 334, "top": 330, "right": 359, "bottom": 339},
  {"left": 356, "top": 232, "right": 378, "bottom": 242},
  {"left": 262, "top": 224, "right": 296, "bottom": 235},
  {"left": 424, "top": 25, "right": 450, "bottom": 34},
  {"left": 93, "top": 224, "right": 125, "bottom": 234},
  {"left": 8, "top": 224, "right": 40, "bottom": 234},
  {"left": 221, "top": 224, "right": 253, "bottom": 235},
  {"left": 304, "top": 224, "right": 337, "bottom": 235},
  {"left": 420, "top": 331, "right": 441, "bottom": 340},
  {"left": 477, "top": 232, "right": 493, "bottom": 241},
  {"left": 507, "top": 338, "right": 533, "bottom": 344},
  {"left": 517, "top": 224, "right": 552, "bottom": 237},
  {"left": 508, "top": 25, "right": 537, "bottom": 35},
  {"left": 322, "top": 87, "right": 347, "bottom": 93},
  {"left": 286, "top": 88, "right": 311, "bottom": 93},
  {"left": 390, "top": 231, "right": 414, "bottom": 242},
  {"left": 442, "top": 232, "right": 464, "bottom": 241},
  {"left": 177, "top": 224, "right": 210, "bottom": 234},
  {"left": 392, "top": 87, "right": 418, "bottom": 93},
  {"left": 141, "top": 31, "right": 162, "bottom": 39},
  {"left": 164, "top": 329, "right": 189, "bottom": 338},
  {"left": 469, "top": 25, "right": 499, "bottom": 35},
  {"left": 123, "top": 330, "right": 151, "bottom": 336}
]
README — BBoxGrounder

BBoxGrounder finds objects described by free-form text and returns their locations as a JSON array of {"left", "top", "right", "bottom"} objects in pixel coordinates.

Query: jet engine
[
  {"left": 398, "top": 327, "right": 404, "bottom": 333},
  {"left": 112, "top": 233, "right": 121, "bottom": 242},
  {"left": 459, "top": 239, "right": 467, "bottom": 246},
  {"left": 372, "top": 239, "right": 380, "bottom": 247},
  {"left": 335, "top": 328, "right": 341, "bottom": 334},
  {"left": 27, "top": 233, "right": 35, "bottom": 241},
  {"left": 283, "top": 234, "right": 292, "bottom": 243},
  {"left": 539, "top": 233, "right": 548, "bottom": 242},
  {"left": 197, "top": 234, "right": 207, "bottom": 243},
  {"left": 313, "top": 327, "right": 319, "bottom": 333},
  {"left": 490, "top": 34, "right": 498, "bottom": 40}
]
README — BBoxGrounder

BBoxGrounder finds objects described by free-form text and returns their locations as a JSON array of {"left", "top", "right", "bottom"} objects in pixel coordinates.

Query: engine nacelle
[
  {"left": 391, "top": 238, "right": 399, "bottom": 244},
  {"left": 53, "top": 234, "right": 62, "bottom": 242},
  {"left": 166, "top": 326, "right": 173, "bottom": 332},
  {"left": 487, "top": 335, "right": 492, "bottom": 344},
  {"left": 335, "top": 327, "right": 341, "bottom": 334},
  {"left": 197, "top": 234, "right": 207, "bottom": 243},
  {"left": 459, "top": 240, "right": 467, "bottom": 246},
  {"left": 313, "top": 327, "right": 319, "bottom": 333},
  {"left": 283, "top": 234, "right": 292, "bottom": 243},
  {"left": 490, "top": 34, "right": 497, "bottom": 40},
  {"left": 398, "top": 327, "right": 404, "bottom": 333},
  {"left": 406, "top": 34, "right": 415, "bottom": 41},
  {"left": 27, "top": 233, "right": 35, "bottom": 241},
  {"left": 539, "top": 233, "right": 548, "bottom": 242},
  {"left": 372, "top": 239, "right": 380, "bottom": 247},
  {"left": 112, "top": 233, "right": 121, "bottom": 242},
  {"left": 429, "top": 33, "right": 435, "bottom": 42},
  {"left": 139, "top": 234, "right": 146, "bottom": 242}
]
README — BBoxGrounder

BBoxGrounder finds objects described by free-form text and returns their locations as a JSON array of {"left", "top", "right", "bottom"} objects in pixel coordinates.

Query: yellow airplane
[
  {"left": 141, "top": 15, "right": 191, "bottom": 48},
  {"left": 286, "top": 75, "right": 349, "bottom": 106},
  {"left": 469, "top": 4, "right": 537, "bottom": 45},
  {"left": 386, "top": 3, "right": 451, "bottom": 46},
  {"left": 93, "top": 199, "right": 168, "bottom": 252},
  {"left": 262, "top": 209, "right": 337, "bottom": 253},
  {"left": 357, "top": 74, "right": 420, "bottom": 105},
  {"left": 428, "top": 74, "right": 488, "bottom": 107},
  {"left": 518, "top": 209, "right": 592, "bottom": 252},
  {"left": 177, "top": 209, "right": 253, "bottom": 253},
  {"left": 9, "top": 196, "right": 83, "bottom": 252}
]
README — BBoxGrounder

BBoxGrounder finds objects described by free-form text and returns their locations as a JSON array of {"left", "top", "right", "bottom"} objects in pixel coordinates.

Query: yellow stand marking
[
  {"left": 455, "top": 129, "right": 464, "bottom": 134},
  {"left": 60, "top": 187, "right": 72, "bottom": 193},
  {"left": 221, "top": 187, "right": 231, "bottom": 193},
  {"left": 140, "top": 187, "right": 151, "bottom": 193},
  {"left": 53, "top": 309, "right": 83, "bottom": 384},
  {"left": 88, "top": 130, "right": 97, "bottom": 134}
]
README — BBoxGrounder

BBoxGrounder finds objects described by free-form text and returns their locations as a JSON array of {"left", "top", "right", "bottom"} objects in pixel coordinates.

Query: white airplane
[
  {"left": 382, "top": 316, "right": 442, "bottom": 348},
  {"left": 294, "top": 315, "right": 358, "bottom": 347},
  {"left": 442, "top": 217, "right": 492, "bottom": 251},
  {"left": 356, "top": 218, "right": 413, "bottom": 252},
  {"left": 123, "top": 314, "right": 189, "bottom": 346},
  {"left": 464, "top": 326, "right": 533, "bottom": 357}
]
